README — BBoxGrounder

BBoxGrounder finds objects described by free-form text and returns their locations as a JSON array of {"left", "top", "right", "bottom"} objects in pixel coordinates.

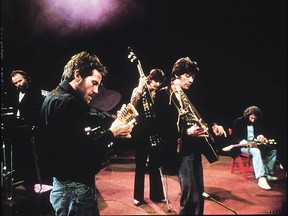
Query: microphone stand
[
  {"left": 203, "top": 192, "right": 238, "bottom": 215},
  {"left": 159, "top": 166, "right": 171, "bottom": 212}
]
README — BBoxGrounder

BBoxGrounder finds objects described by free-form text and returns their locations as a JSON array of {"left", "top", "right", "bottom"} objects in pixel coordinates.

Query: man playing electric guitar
[
  {"left": 154, "top": 57, "right": 226, "bottom": 215},
  {"left": 130, "top": 68, "right": 166, "bottom": 206},
  {"left": 39, "top": 51, "right": 134, "bottom": 215},
  {"left": 231, "top": 105, "right": 278, "bottom": 190}
]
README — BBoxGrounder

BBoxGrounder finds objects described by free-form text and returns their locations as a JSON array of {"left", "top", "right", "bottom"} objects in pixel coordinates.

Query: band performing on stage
[{"left": 1, "top": 47, "right": 286, "bottom": 215}]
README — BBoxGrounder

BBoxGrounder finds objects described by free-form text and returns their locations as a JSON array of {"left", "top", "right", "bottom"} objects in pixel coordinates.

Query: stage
[{"left": 2, "top": 151, "right": 287, "bottom": 215}]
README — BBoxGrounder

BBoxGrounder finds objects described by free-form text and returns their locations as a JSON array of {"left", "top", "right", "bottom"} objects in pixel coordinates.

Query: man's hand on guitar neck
[
  {"left": 137, "top": 76, "right": 147, "bottom": 93},
  {"left": 130, "top": 76, "right": 147, "bottom": 106},
  {"left": 222, "top": 139, "right": 250, "bottom": 152}
]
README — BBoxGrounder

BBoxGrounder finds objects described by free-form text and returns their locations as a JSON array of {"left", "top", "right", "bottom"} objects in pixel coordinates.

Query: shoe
[
  {"left": 151, "top": 198, "right": 166, "bottom": 203},
  {"left": 258, "top": 177, "right": 271, "bottom": 190},
  {"left": 266, "top": 175, "right": 278, "bottom": 181},
  {"left": 134, "top": 199, "right": 142, "bottom": 206}
]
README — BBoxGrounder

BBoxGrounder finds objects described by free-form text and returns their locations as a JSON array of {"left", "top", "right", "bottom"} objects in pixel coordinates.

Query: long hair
[
  {"left": 171, "top": 57, "right": 199, "bottom": 81},
  {"left": 243, "top": 106, "right": 263, "bottom": 119},
  {"left": 147, "top": 68, "right": 165, "bottom": 84}
]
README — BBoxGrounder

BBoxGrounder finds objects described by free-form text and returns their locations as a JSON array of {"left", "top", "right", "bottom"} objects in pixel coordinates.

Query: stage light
[{"left": 28, "top": 0, "right": 142, "bottom": 35}]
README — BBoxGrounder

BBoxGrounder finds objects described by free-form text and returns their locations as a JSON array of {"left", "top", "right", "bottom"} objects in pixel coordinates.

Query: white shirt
[
  {"left": 247, "top": 125, "right": 254, "bottom": 141},
  {"left": 17, "top": 92, "right": 25, "bottom": 117}
]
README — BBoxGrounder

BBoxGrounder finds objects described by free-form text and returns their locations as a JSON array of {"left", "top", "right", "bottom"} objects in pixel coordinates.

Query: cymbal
[{"left": 89, "top": 86, "right": 121, "bottom": 112}]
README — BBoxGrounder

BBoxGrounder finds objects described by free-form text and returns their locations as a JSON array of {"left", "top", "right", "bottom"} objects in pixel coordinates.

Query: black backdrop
[{"left": 1, "top": 0, "right": 287, "bottom": 167}]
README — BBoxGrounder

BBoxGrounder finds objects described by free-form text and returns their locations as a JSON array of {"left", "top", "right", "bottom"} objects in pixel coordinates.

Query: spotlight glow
[{"left": 29, "top": 0, "right": 142, "bottom": 35}]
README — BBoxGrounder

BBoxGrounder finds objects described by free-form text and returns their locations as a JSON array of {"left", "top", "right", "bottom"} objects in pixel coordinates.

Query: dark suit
[
  {"left": 155, "top": 88, "right": 206, "bottom": 215},
  {"left": 132, "top": 89, "right": 165, "bottom": 202},
  {"left": 6, "top": 85, "right": 44, "bottom": 191},
  {"left": 11, "top": 85, "right": 44, "bottom": 126}
]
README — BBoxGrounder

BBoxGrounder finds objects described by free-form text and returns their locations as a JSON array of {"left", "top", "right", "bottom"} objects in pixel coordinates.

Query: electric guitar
[
  {"left": 149, "top": 134, "right": 162, "bottom": 147},
  {"left": 128, "top": 47, "right": 155, "bottom": 109},
  {"left": 128, "top": 47, "right": 161, "bottom": 147},
  {"left": 222, "top": 139, "right": 277, "bottom": 152},
  {"left": 169, "top": 84, "right": 219, "bottom": 164},
  {"left": 117, "top": 103, "right": 139, "bottom": 125},
  {"left": 85, "top": 103, "right": 139, "bottom": 135}
]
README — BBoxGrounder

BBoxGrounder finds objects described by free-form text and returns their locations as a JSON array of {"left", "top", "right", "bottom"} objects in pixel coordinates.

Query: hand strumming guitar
[
  {"left": 256, "top": 134, "right": 268, "bottom": 143},
  {"left": 186, "top": 124, "right": 209, "bottom": 137},
  {"left": 109, "top": 117, "right": 133, "bottom": 138}
]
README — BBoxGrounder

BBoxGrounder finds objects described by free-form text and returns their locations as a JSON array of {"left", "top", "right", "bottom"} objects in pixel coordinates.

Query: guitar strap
[{"left": 168, "top": 90, "right": 184, "bottom": 132}]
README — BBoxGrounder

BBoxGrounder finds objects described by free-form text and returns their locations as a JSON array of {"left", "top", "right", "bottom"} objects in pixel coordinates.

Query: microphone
[
  {"left": 202, "top": 192, "right": 238, "bottom": 215},
  {"left": 159, "top": 86, "right": 168, "bottom": 91}
]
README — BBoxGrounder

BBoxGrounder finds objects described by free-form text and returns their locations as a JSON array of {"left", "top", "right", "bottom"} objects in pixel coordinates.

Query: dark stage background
[{"left": 1, "top": 0, "right": 287, "bottom": 167}]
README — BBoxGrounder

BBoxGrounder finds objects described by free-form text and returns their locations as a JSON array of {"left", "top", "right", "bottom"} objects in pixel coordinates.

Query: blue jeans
[
  {"left": 240, "top": 147, "right": 277, "bottom": 179},
  {"left": 178, "top": 154, "right": 204, "bottom": 215},
  {"left": 50, "top": 177, "right": 99, "bottom": 216}
]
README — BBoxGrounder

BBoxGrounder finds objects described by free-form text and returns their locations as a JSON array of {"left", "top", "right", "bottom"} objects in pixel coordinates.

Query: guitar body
[
  {"left": 142, "top": 90, "right": 155, "bottom": 119},
  {"left": 86, "top": 103, "right": 138, "bottom": 136},
  {"left": 185, "top": 118, "right": 219, "bottom": 163},
  {"left": 180, "top": 132, "right": 219, "bottom": 164},
  {"left": 222, "top": 139, "right": 277, "bottom": 152},
  {"left": 173, "top": 93, "right": 219, "bottom": 163},
  {"left": 139, "top": 87, "right": 162, "bottom": 148},
  {"left": 117, "top": 103, "right": 139, "bottom": 125},
  {"left": 149, "top": 134, "right": 162, "bottom": 147}
]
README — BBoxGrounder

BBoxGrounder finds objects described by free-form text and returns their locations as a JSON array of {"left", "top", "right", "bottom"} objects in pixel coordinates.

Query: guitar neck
[
  {"left": 136, "top": 60, "right": 154, "bottom": 104},
  {"left": 232, "top": 139, "right": 276, "bottom": 148},
  {"left": 128, "top": 47, "right": 155, "bottom": 107},
  {"left": 230, "top": 143, "right": 253, "bottom": 148}
]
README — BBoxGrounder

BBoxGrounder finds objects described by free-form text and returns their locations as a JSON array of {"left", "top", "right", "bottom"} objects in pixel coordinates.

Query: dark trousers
[
  {"left": 178, "top": 153, "right": 204, "bottom": 215},
  {"left": 133, "top": 140, "right": 164, "bottom": 202},
  {"left": 11, "top": 128, "right": 39, "bottom": 191}
]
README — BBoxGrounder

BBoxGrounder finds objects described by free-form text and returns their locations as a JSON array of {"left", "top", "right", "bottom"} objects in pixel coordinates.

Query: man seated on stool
[{"left": 231, "top": 105, "right": 278, "bottom": 190}]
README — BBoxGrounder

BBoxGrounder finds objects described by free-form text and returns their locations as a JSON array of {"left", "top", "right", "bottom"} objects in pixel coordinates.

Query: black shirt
[{"left": 39, "top": 80, "right": 114, "bottom": 185}]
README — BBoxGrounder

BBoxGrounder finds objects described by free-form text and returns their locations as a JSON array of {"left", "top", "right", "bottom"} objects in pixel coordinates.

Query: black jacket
[
  {"left": 10, "top": 85, "right": 44, "bottom": 126},
  {"left": 232, "top": 116, "right": 265, "bottom": 143},
  {"left": 39, "top": 80, "right": 114, "bottom": 185},
  {"left": 154, "top": 88, "right": 219, "bottom": 170}
]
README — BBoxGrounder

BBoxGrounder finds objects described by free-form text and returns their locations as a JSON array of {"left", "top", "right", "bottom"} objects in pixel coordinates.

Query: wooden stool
[{"left": 230, "top": 153, "right": 254, "bottom": 180}]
